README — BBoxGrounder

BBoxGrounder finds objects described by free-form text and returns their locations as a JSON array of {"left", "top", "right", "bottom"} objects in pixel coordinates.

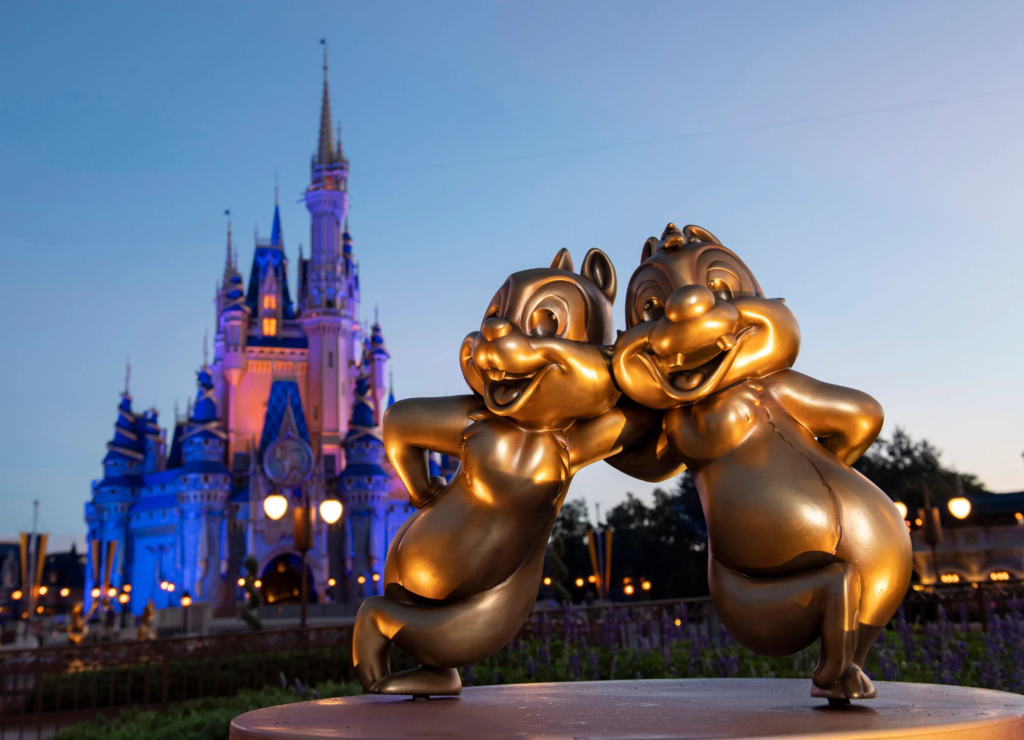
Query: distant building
[
  {"left": 0, "top": 542, "right": 85, "bottom": 620},
  {"left": 912, "top": 491, "right": 1024, "bottom": 584},
  {"left": 84, "top": 54, "right": 424, "bottom": 616}
]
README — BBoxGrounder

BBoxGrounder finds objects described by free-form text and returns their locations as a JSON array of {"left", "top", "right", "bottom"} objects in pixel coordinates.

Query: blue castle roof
[
  {"left": 191, "top": 366, "right": 218, "bottom": 424},
  {"left": 270, "top": 204, "right": 283, "bottom": 247},
  {"left": 245, "top": 203, "right": 295, "bottom": 319},
  {"left": 102, "top": 392, "right": 146, "bottom": 467},
  {"left": 370, "top": 322, "right": 389, "bottom": 358},
  {"left": 257, "top": 380, "right": 310, "bottom": 463}
]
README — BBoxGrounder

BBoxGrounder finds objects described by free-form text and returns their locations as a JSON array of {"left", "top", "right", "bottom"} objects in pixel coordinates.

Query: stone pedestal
[{"left": 230, "top": 678, "right": 1024, "bottom": 740}]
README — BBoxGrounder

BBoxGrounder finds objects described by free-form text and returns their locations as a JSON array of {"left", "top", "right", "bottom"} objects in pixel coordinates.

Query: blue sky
[{"left": 2, "top": 1, "right": 1023, "bottom": 546}]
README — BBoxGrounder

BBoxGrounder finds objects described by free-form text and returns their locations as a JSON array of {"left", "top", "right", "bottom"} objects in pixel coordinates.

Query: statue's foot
[
  {"left": 811, "top": 664, "right": 876, "bottom": 702},
  {"left": 370, "top": 666, "right": 462, "bottom": 697}
]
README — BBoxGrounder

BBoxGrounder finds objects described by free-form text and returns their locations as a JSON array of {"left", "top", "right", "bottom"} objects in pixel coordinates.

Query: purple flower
[
  {"left": 569, "top": 651, "right": 581, "bottom": 681},
  {"left": 525, "top": 656, "right": 537, "bottom": 679}
]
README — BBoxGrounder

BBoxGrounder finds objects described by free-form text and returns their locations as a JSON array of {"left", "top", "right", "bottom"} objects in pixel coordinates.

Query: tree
[
  {"left": 553, "top": 472, "right": 710, "bottom": 602},
  {"left": 853, "top": 427, "right": 987, "bottom": 513}
]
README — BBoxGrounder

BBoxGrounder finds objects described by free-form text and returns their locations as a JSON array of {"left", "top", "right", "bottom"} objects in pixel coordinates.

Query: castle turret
[
  {"left": 216, "top": 218, "right": 251, "bottom": 460},
  {"left": 176, "top": 362, "right": 230, "bottom": 605},
  {"left": 339, "top": 354, "right": 390, "bottom": 600},
  {"left": 369, "top": 319, "right": 389, "bottom": 426},
  {"left": 142, "top": 409, "right": 166, "bottom": 473},
  {"left": 302, "top": 47, "right": 353, "bottom": 474},
  {"left": 85, "top": 370, "right": 143, "bottom": 610}
]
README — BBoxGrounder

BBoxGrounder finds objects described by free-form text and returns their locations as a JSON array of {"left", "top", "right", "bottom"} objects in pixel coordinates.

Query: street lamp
[
  {"left": 319, "top": 498, "right": 343, "bottom": 524},
  {"left": 948, "top": 497, "right": 971, "bottom": 520},
  {"left": 263, "top": 433, "right": 317, "bottom": 629},
  {"left": 263, "top": 494, "right": 288, "bottom": 521},
  {"left": 181, "top": 591, "right": 192, "bottom": 634},
  {"left": 894, "top": 501, "right": 908, "bottom": 519}
]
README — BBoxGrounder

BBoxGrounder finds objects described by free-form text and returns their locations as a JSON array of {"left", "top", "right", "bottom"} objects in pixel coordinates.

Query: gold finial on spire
[{"left": 274, "top": 171, "right": 279, "bottom": 206}]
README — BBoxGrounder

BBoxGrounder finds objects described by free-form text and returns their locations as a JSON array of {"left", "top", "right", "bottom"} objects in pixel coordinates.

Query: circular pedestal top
[{"left": 230, "top": 679, "right": 1024, "bottom": 740}]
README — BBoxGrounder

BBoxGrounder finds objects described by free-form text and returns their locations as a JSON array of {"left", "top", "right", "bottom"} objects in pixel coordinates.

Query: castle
[{"left": 83, "top": 55, "right": 441, "bottom": 616}]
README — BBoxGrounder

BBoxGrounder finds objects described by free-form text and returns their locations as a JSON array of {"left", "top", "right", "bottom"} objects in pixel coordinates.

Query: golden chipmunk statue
[
  {"left": 612, "top": 223, "right": 912, "bottom": 702},
  {"left": 353, "top": 248, "right": 680, "bottom": 697}
]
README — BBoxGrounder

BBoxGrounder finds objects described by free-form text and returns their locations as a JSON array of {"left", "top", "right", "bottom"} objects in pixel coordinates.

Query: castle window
[
  {"left": 263, "top": 294, "right": 277, "bottom": 310},
  {"left": 262, "top": 318, "right": 277, "bottom": 336},
  {"left": 328, "top": 352, "right": 333, "bottom": 368}
]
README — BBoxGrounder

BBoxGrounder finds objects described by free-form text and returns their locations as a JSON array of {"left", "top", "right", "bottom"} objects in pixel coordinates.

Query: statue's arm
[
  {"left": 568, "top": 396, "right": 686, "bottom": 481},
  {"left": 771, "top": 370, "right": 883, "bottom": 465},
  {"left": 383, "top": 395, "right": 478, "bottom": 508}
]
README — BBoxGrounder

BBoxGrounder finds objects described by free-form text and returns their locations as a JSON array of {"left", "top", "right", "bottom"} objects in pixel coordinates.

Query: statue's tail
[{"left": 353, "top": 532, "right": 548, "bottom": 690}]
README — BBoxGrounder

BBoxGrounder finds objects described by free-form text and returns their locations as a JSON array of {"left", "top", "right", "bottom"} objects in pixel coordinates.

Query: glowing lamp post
[
  {"left": 948, "top": 497, "right": 971, "bottom": 520},
  {"left": 263, "top": 432, "right": 318, "bottom": 628},
  {"left": 181, "top": 591, "right": 193, "bottom": 634},
  {"left": 319, "top": 499, "right": 343, "bottom": 525},
  {"left": 263, "top": 494, "right": 289, "bottom": 521}
]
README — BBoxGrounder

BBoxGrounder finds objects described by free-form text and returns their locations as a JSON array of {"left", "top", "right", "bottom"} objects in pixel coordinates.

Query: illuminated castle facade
[{"left": 84, "top": 56, "right": 424, "bottom": 616}]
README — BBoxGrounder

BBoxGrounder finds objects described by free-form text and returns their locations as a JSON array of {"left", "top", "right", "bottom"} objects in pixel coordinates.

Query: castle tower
[
  {"left": 175, "top": 362, "right": 230, "bottom": 606},
  {"left": 301, "top": 47, "right": 353, "bottom": 474},
  {"left": 369, "top": 319, "right": 389, "bottom": 426},
  {"left": 84, "top": 370, "right": 143, "bottom": 611},
  {"left": 215, "top": 214, "right": 251, "bottom": 462},
  {"left": 339, "top": 354, "right": 390, "bottom": 600}
]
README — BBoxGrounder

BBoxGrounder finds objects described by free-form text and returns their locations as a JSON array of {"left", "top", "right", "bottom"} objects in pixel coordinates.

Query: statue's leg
[
  {"left": 355, "top": 534, "right": 549, "bottom": 697},
  {"left": 352, "top": 597, "right": 396, "bottom": 691},
  {"left": 710, "top": 558, "right": 866, "bottom": 697}
]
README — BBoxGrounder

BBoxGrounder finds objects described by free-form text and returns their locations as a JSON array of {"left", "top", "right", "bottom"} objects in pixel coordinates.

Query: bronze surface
[
  {"left": 612, "top": 224, "right": 913, "bottom": 701},
  {"left": 230, "top": 679, "right": 1024, "bottom": 740},
  {"left": 353, "top": 249, "right": 679, "bottom": 697}
]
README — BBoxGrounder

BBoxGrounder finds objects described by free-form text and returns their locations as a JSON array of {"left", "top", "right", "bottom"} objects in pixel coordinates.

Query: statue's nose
[
  {"left": 481, "top": 317, "right": 513, "bottom": 341},
  {"left": 664, "top": 285, "right": 716, "bottom": 323}
]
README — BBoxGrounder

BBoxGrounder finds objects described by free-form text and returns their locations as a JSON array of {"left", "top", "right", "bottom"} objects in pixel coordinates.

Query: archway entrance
[{"left": 260, "top": 553, "right": 317, "bottom": 605}]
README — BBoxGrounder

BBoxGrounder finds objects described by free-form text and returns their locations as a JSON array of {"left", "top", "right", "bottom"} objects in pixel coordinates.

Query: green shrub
[{"left": 52, "top": 681, "right": 361, "bottom": 740}]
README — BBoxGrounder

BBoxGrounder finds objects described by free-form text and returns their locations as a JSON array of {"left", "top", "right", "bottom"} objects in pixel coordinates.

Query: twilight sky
[{"left": 2, "top": 1, "right": 1023, "bottom": 547}]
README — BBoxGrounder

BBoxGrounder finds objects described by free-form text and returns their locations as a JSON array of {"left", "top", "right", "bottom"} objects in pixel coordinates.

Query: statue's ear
[
  {"left": 550, "top": 248, "right": 574, "bottom": 272},
  {"left": 641, "top": 237, "right": 658, "bottom": 263},
  {"left": 581, "top": 248, "right": 617, "bottom": 303},
  {"left": 682, "top": 225, "right": 721, "bottom": 245}
]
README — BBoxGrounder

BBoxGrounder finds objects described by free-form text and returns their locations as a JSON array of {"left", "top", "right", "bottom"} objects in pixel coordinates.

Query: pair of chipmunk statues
[{"left": 353, "top": 223, "right": 911, "bottom": 704}]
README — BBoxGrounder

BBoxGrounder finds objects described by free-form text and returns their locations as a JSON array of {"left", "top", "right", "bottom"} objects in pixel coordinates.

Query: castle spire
[
  {"left": 222, "top": 210, "right": 236, "bottom": 287},
  {"left": 124, "top": 357, "right": 131, "bottom": 398},
  {"left": 317, "top": 39, "right": 334, "bottom": 164}
]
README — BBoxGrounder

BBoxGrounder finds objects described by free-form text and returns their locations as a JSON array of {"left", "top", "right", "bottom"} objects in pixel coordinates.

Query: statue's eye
[
  {"left": 528, "top": 308, "right": 560, "bottom": 337},
  {"left": 642, "top": 298, "right": 664, "bottom": 323},
  {"left": 708, "top": 279, "right": 733, "bottom": 303},
  {"left": 484, "top": 305, "right": 500, "bottom": 320}
]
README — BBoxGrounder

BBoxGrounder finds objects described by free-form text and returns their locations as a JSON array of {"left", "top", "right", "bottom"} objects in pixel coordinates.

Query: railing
[
  {"left": 903, "top": 578, "right": 1024, "bottom": 629},
  {"left": 4, "top": 585, "right": 1015, "bottom": 737},
  {"left": 0, "top": 624, "right": 354, "bottom": 738}
]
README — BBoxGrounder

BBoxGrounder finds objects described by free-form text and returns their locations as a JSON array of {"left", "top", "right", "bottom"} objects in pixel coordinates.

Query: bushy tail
[{"left": 353, "top": 533, "right": 547, "bottom": 689}]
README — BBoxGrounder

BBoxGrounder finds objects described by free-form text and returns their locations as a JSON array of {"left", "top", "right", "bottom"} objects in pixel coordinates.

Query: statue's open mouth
[
  {"left": 482, "top": 364, "right": 556, "bottom": 416},
  {"left": 639, "top": 327, "right": 754, "bottom": 404}
]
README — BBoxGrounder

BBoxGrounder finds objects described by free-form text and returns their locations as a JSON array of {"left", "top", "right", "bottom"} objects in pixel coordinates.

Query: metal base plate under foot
[{"left": 230, "top": 678, "right": 1024, "bottom": 740}]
